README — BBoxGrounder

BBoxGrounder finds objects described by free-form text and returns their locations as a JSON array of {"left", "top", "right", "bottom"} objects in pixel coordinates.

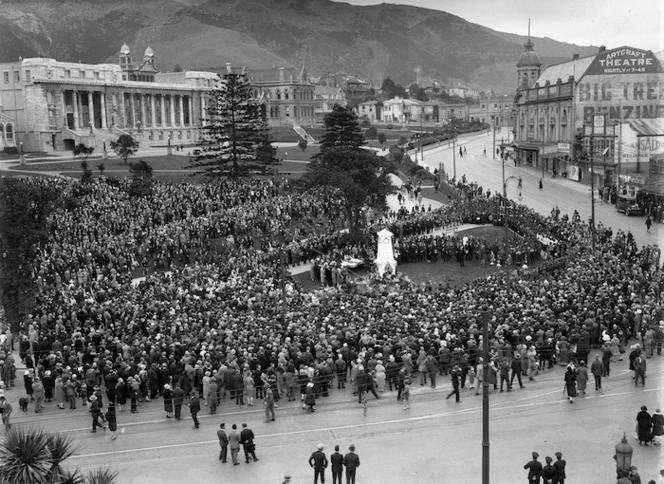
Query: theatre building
[{"left": 513, "top": 41, "right": 664, "bottom": 192}]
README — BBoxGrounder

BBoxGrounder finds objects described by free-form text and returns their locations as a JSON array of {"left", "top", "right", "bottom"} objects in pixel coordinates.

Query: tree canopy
[
  {"left": 0, "top": 178, "right": 61, "bottom": 332},
  {"left": 109, "top": 134, "right": 139, "bottom": 163},
  {"left": 302, "top": 147, "right": 394, "bottom": 235},
  {"left": 188, "top": 73, "right": 278, "bottom": 178},
  {"left": 380, "top": 77, "right": 407, "bottom": 100},
  {"left": 304, "top": 105, "right": 393, "bottom": 234},
  {"left": 317, "top": 105, "right": 365, "bottom": 155}
]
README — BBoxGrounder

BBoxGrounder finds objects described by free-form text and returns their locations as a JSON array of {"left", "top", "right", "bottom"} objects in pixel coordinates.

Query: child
[{"left": 402, "top": 378, "right": 411, "bottom": 410}]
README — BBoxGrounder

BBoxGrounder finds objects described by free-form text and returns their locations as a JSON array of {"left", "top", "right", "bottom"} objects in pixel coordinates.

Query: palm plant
[{"left": 0, "top": 428, "right": 117, "bottom": 484}]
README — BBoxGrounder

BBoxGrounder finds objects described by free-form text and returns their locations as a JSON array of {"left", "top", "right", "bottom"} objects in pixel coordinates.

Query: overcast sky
[{"left": 337, "top": 0, "right": 663, "bottom": 53}]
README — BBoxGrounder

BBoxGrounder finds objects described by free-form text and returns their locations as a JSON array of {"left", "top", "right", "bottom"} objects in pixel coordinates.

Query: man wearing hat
[
  {"left": 553, "top": 452, "right": 566, "bottom": 484},
  {"left": 0, "top": 392, "right": 12, "bottom": 431},
  {"left": 240, "top": 423, "right": 259, "bottom": 463},
  {"left": 89, "top": 395, "right": 106, "bottom": 433},
  {"left": 308, "top": 443, "right": 328, "bottom": 484},
  {"left": 343, "top": 444, "right": 360, "bottom": 484},
  {"left": 217, "top": 423, "right": 229, "bottom": 462},
  {"left": 330, "top": 445, "right": 344, "bottom": 484},
  {"left": 523, "top": 451, "right": 542, "bottom": 483}
]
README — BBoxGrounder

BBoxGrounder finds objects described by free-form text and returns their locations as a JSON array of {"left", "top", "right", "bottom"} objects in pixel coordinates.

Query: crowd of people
[{"left": 0, "top": 173, "right": 662, "bottom": 481}]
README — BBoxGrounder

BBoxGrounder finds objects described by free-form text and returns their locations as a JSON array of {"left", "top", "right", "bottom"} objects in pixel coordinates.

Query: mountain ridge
[{"left": 0, "top": 0, "right": 601, "bottom": 93}]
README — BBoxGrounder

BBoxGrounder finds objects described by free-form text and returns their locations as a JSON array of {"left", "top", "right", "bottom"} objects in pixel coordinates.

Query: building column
[
  {"left": 200, "top": 94, "right": 206, "bottom": 125},
  {"left": 73, "top": 90, "right": 80, "bottom": 129},
  {"left": 140, "top": 94, "right": 147, "bottom": 127},
  {"left": 120, "top": 93, "right": 126, "bottom": 127},
  {"left": 129, "top": 93, "right": 136, "bottom": 128},
  {"left": 61, "top": 91, "right": 67, "bottom": 128},
  {"left": 178, "top": 95, "right": 184, "bottom": 127},
  {"left": 188, "top": 95, "right": 194, "bottom": 127},
  {"left": 170, "top": 95, "right": 176, "bottom": 127},
  {"left": 87, "top": 91, "right": 94, "bottom": 129},
  {"left": 150, "top": 95, "right": 156, "bottom": 128},
  {"left": 160, "top": 94, "right": 166, "bottom": 127},
  {"left": 100, "top": 92, "right": 107, "bottom": 129}
]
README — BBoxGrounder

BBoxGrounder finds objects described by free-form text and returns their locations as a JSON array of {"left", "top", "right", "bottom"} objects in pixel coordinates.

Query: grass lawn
[
  {"left": 292, "top": 225, "right": 529, "bottom": 292},
  {"left": 293, "top": 258, "right": 503, "bottom": 293},
  {"left": 8, "top": 154, "right": 311, "bottom": 181}
]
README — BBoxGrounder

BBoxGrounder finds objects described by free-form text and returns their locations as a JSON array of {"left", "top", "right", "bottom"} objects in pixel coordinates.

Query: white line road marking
[{"left": 69, "top": 386, "right": 664, "bottom": 460}]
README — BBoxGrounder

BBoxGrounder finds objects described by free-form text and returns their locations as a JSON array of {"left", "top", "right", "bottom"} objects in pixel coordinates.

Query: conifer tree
[{"left": 189, "top": 73, "right": 278, "bottom": 178}]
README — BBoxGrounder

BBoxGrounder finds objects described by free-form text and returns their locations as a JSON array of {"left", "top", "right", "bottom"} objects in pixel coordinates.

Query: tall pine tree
[
  {"left": 189, "top": 73, "right": 278, "bottom": 178},
  {"left": 317, "top": 104, "right": 365, "bottom": 155}
]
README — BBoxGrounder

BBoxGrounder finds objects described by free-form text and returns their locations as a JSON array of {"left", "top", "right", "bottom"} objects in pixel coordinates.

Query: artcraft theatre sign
[
  {"left": 576, "top": 46, "right": 664, "bottom": 124},
  {"left": 587, "top": 48, "right": 660, "bottom": 75}
]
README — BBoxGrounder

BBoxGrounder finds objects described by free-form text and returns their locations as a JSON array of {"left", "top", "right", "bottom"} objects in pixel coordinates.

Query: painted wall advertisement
[
  {"left": 615, "top": 123, "right": 664, "bottom": 163},
  {"left": 575, "top": 47, "right": 664, "bottom": 127}
]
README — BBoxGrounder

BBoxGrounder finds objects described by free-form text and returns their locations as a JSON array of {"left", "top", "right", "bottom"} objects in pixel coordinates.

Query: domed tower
[
  {"left": 143, "top": 46, "right": 156, "bottom": 70},
  {"left": 119, "top": 42, "right": 132, "bottom": 68},
  {"left": 516, "top": 22, "right": 542, "bottom": 91}
]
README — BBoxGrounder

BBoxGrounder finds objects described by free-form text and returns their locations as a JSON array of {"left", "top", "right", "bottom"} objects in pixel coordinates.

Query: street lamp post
[
  {"left": 452, "top": 127, "right": 457, "bottom": 181},
  {"left": 614, "top": 433, "right": 633, "bottom": 479},
  {"left": 492, "top": 121, "right": 496, "bottom": 160},
  {"left": 480, "top": 308, "right": 491, "bottom": 484},
  {"left": 502, "top": 156, "right": 520, "bottom": 288}
]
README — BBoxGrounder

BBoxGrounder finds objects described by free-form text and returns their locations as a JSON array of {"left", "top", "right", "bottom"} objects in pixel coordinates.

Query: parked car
[{"left": 616, "top": 195, "right": 643, "bottom": 216}]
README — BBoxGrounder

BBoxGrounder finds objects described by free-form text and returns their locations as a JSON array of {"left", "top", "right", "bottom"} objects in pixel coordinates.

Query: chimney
[
  {"left": 226, "top": 62, "right": 232, "bottom": 73},
  {"left": 572, "top": 53, "right": 579, "bottom": 60},
  {"left": 279, "top": 67, "right": 285, "bottom": 81},
  {"left": 598, "top": 45, "right": 606, "bottom": 53}
]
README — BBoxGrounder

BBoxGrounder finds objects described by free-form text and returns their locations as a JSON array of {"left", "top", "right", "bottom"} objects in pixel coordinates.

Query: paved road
[
  {"left": 4, "top": 352, "right": 658, "bottom": 483},
  {"left": 419, "top": 132, "right": 662, "bottom": 249}
]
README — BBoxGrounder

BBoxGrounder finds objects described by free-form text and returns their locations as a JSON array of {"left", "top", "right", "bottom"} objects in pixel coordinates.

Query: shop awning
[
  {"left": 512, "top": 141, "right": 541, "bottom": 151},
  {"left": 638, "top": 176, "right": 664, "bottom": 197}
]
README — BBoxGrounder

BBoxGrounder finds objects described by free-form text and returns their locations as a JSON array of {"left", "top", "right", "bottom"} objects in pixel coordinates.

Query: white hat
[{"left": 317, "top": 443, "right": 324, "bottom": 450}]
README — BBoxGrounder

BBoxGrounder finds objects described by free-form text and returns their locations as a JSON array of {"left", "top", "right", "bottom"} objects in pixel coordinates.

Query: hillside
[{"left": 0, "top": 0, "right": 598, "bottom": 93}]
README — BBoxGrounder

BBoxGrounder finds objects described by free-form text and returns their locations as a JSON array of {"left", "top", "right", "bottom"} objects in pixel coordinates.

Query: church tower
[
  {"left": 119, "top": 42, "right": 132, "bottom": 68},
  {"left": 516, "top": 20, "right": 542, "bottom": 91},
  {"left": 143, "top": 46, "right": 156, "bottom": 70}
]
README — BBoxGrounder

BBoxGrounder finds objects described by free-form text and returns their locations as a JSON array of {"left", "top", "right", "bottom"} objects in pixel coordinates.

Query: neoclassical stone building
[
  {"left": 0, "top": 46, "right": 216, "bottom": 152},
  {"left": 0, "top": 45, "right": 317, "bottom": 152}
]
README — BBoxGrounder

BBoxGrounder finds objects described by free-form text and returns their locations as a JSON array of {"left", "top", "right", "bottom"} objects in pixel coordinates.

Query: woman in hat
[
  {"left": 116, "top": 377, "right": 127, "bottom": 412},
  {"left": 651, "top": 408, "right": 664, "bottom": 445},
  {"left": 304, "top": 382, "right": 316, "bottom": 413},
  {"left": 32, "top": 376, "right": 45, "bottom": 413},
  {"left": 163, "top": 384, "right": 173, "bottom": 418},
  {"left": 636, "top": 405, "right": 652, "bottom": 445},
  {"left": 54, "top": 375, "right": 66, "bottom": 409},
  {"left": 106, "top": 402, "right": 118, "bottom": 440},
  {"left": 564, "top": 365, "right": 577, "bottom": 404},
  {"left": 576, "top": 361, "right": 588, "bottom": 395}
]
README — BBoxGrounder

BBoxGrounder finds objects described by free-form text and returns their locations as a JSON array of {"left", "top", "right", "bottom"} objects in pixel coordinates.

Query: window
[
  {"left": 80, "top": 71, "right": 85, "bottom": 79},
  {"left": 25, "top": 70, "right": 31, "bottom": 82},
  {"left": 65, "top": 69, "right": 71, "bottom": 78},
  {"left": 14, "top": 71, "right": 20, "bottom": 82},
  {"left": 94, "top": 72, "right": 100, "bottom": 80},
  {"left": 3, "top": 72, "right": 8, "bottom": 84}
]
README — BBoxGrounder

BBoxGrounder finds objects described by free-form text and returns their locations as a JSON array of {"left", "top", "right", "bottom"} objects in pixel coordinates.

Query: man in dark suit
[
  {"left": 330, "top": 445, "right": 344, "bottom": 484},
  {"left": 308, "top": 443, "right": 328, "bottom": 484},
  {"left": 217, "top": 423, "right": 229, "bottom": 462},
  {"left": 240, "top": 423, "right": 259, "bottom": 463},
  {"left": 552, "top": 451, "right": 566, "bottom": 484},
  {"left": 172, "top": 385, "right": 185, "bottom": 420},
  {"left": 343, "top": 444, "right": 360, "bottom": 484},
  {"left": 523, "top": 451, "right": 543, "bottom": 483}
]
